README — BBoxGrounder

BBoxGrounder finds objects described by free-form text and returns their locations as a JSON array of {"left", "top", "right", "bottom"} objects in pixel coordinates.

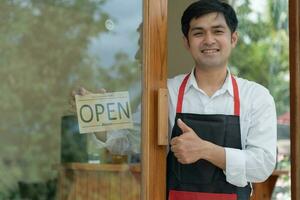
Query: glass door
[{"left": 0, "top": 0, "right": 146, "bottom": 199}]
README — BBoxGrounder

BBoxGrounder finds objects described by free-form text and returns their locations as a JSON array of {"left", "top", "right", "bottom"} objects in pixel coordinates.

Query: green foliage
[{"left": 230, "top": 0, "right": 289, "bottom": 115}]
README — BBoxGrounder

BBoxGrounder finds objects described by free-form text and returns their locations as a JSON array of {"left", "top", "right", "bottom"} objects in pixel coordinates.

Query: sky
[
  {"left": 88, "top": 0, "right": 142, "bottom": 67},
  {"left": 249, "top": 0, "right": 268, "bottom": 22}
]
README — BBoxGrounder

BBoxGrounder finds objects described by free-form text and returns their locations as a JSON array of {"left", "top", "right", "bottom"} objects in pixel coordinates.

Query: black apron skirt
[{"left": 167, "top": 73, "right": 251, "bottom": 200}]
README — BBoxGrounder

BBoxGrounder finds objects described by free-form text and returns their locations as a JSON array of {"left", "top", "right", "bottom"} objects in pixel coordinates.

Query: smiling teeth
[{"left": 202, "top": 50, "right": 218, "bottom": 53}]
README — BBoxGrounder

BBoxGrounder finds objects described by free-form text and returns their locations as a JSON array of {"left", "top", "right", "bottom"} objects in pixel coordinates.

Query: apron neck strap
[
  {"left": 231, "top": 75, "right": 240, "bottom": 116},
  {"left": 176, "top": 72, "right": 240, "bottom": 116},
  {"left": 176, "top": 73, "right": 191, "bottom": 114}
]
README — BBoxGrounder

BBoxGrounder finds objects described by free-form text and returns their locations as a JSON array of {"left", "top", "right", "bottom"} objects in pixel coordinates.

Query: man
[{"left": 167, "top": 1, "right": 277, "bottom": 200}]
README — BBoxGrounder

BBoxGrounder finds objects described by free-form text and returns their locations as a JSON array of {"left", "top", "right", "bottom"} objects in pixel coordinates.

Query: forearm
[{"left": 203, "top": 141, "right": 226, "bottom": 170}]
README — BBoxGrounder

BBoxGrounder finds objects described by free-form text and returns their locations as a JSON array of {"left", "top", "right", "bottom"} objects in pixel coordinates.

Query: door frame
[
  {"left": 289, "top": 0, "right": 300, "bottom": 199},
  {"left": 142, "top": 0, "right": 168, "bottom": 200}
]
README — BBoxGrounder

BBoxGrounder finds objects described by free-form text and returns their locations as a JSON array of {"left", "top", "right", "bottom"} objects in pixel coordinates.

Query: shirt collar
[{"left": 185, "top": 67, "right": 234, "bottom": 97}]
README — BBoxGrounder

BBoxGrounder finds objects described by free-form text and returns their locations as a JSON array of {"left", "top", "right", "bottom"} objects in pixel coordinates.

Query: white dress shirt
[{"left": 168, "top": 68, "right": 277, "bottom": 187}]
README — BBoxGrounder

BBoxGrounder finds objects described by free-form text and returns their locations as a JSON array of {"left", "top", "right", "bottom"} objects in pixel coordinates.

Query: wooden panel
[
  {"left": 75, "top": 170, "right": 88, "bottom": 200},
  {"left": 110, "top": 171, "right": 121, "bottom": 200},
  {"left": 67, "top": 170, "right": 76, "bottom": 200},
  {"left": 60, "top": 163, "right": 135, "bottom": 172},
  {"left": 87, "top": 171, "right": 98, "bottom": 200},
  {"left": 142, "top": 0, "right": 168, "bottom": 200},
  {"left": 120, "top": 171, "right": 140, "bottom": 200},
  {"left": 289, "top": 0, "right": 300, "bottom": 199},
  {"left": 98, "top": 172, "right": 110, "bottom": 200},
  {"left": 59, "top": 169, "right": 76, "bottom": 200},
  {"left": 57, "top": 164, "right": 140, "bottom": 200},
  {"left": 120, "top": 172, "right": 132, "bottom": 199},
  {"left": 158, "top": 88, "right": 169, "bottom": 145}
]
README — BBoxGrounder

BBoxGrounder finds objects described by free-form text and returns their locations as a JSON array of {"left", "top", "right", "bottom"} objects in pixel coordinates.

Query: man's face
[{"left": 184, "top": 12, "right": 238, "bottom": 70}]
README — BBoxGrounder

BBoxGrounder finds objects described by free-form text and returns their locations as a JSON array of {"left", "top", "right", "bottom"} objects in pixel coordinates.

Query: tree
[{"left": 229, "top": 0, "right": 289, "bottom": 115}]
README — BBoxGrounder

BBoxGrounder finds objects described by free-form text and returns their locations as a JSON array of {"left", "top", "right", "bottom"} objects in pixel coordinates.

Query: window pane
[{"left": 0, "top": 0, "right": 143, "bottom": 199}]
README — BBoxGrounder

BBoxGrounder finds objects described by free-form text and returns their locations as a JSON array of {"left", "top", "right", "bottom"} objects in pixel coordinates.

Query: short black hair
[{"left": 181, "top": 0, "right": 238, "bottom": 38}]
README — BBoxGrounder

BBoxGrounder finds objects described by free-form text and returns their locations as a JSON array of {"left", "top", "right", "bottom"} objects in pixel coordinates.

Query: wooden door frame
[
  {"left": 142, "top": 0, "right": 168, "bottom": 200},
  {"left": 290, "top": 0, "right": 300, "bottom": 199}
]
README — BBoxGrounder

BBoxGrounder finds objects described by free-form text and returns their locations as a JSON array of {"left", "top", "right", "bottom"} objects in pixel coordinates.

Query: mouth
[{"left": 201, "top": 49, "right": 220, "bottom": 54}]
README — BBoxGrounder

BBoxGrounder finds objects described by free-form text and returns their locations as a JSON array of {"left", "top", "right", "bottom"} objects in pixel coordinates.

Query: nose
[{"left": 203, "top": 32, "right": 216, "bottom": 45}]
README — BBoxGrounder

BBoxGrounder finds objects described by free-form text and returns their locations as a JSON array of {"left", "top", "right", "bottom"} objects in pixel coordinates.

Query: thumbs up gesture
[
  {"left": 177, "top": 118, "right": 193, "bottom": 133},
  {"left": 170, "top": 119, "right": 208, "bottom": 164}
]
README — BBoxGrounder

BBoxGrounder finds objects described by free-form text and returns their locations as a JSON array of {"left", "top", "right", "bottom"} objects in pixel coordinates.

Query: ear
[
  {"left": 183, "top": 36, "right": 190, "bottom": 50},
  {"left": 231, "top": 31, "right": 238, "bottom": 48}
]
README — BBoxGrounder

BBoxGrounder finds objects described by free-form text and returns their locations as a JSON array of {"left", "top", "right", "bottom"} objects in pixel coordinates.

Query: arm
[
  {"left": 225, "top": 89, "right": 277, "bottom": 186},
  {"left": 170, "top": 88, "right": 277, "bottom": 187},
  {"left": 170, "top": 119, "right": 226, "bottom": 169}
]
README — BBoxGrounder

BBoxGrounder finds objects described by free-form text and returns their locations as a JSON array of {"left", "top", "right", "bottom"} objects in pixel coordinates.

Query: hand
[
  {"left": 69, "top": 87, "right": 107, "bottom": 141},
  {"left": 106, "top": 130, "right": 131, "bottom": 155},
  {"left": 69, "top": 87, "right": 106, "bottom": 114},
  {"left": 170, "top": 118, "right": 208, "bottom": 164}
]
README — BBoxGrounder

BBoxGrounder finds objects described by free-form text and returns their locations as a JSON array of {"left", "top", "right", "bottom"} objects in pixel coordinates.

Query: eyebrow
[{"left": 190, "top": 25, "right": 226, "bottom": 31}]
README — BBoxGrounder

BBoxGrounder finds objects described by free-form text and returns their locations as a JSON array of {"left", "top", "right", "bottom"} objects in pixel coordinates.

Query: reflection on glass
[
  {"left": 229, "top": 0, "right": 290, "bottom": 199},
  {"left": 0, "top": 0, "right": 142, "bottom": 199}
]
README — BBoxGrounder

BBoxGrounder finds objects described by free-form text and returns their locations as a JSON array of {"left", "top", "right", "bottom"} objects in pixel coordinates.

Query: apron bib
[{"left": 167, "top": 73, "right": 251, "bottom": 200}]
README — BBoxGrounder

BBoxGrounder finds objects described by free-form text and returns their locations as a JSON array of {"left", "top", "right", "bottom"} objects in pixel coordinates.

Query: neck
[{"left": 194, "top": 67, "right": 228, "bottom": 97}]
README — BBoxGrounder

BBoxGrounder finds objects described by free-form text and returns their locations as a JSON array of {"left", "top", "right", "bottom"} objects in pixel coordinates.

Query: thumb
[{"left": 177, "top": 118, "right": 192, "bottom": 133}]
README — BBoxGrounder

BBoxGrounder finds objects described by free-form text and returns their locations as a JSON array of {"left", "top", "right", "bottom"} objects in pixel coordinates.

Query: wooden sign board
[{"left": 75, "top": 91, "right": 133, "bottom": 133}]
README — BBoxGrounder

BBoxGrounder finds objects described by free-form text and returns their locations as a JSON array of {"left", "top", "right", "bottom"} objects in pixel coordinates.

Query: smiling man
[{"left": 167, "top": 1, "right": 277, "bottom": 200}]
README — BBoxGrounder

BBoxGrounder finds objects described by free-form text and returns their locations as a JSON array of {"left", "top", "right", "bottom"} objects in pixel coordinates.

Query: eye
[
  {"left": 215, "top": 30, "right": 224, "bottom": 34},
  {"left": 193, "top": 32, "right": 203, "bottom": 36}
]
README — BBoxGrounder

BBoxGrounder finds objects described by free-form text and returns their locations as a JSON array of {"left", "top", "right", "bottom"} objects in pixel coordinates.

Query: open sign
[{"left": 75, "top": 91, "right": 133, "bottom": 133}]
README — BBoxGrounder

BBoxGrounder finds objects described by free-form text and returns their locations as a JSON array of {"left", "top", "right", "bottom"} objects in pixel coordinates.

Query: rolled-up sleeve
[{"left": 225, "top": 86, "right": 277, "bottom": 187}]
